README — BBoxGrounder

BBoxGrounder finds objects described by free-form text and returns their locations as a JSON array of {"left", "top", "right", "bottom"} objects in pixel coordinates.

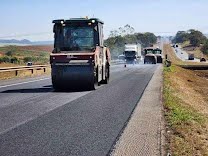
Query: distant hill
[
  {"left": 0, "top": 39, "right": 32, "bottom": 44},
  {"left": 0, "top": 39, "right": 53, "bottom": 45},
  {"left": 32, "top": 41, "right": 53, "bottom": 45}
]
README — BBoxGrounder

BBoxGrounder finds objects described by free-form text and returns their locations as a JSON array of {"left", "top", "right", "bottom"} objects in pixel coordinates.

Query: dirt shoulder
[{"left": 163, "top": 44, "right": 208, "bottom": 155}]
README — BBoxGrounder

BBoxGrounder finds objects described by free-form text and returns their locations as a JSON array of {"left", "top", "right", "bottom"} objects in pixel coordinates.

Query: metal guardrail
[
  {"left": 178, "top": 64, "right": 208, "bottom": 70},
  {"left": 0, "top": 65, "right": 50, "bottom": 76}
]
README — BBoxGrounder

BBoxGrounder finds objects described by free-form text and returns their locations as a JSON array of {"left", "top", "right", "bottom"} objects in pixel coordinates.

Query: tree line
[
  {"left": 104, "top": 25, "right": 157, "bottom": 59},
  {"left": 172, "top": 29, "right": 208, "bottom": 54}
]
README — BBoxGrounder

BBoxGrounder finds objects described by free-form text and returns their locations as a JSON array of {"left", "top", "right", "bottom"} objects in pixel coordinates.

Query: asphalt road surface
[{"left": 0, "top": 64, "right": 158, "bottom": 156}]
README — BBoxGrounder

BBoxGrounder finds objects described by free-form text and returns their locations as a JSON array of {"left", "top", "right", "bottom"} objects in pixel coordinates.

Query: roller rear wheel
[{"left": 103, "top": 65, "right": 109, "bottom": 84}]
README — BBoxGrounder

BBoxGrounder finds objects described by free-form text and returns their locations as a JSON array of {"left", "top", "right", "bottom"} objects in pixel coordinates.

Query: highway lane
[
  {"left": 0, "top": 64, "right": 130, "bottom": 133},
  {"left": 174, "top": 46, "right": 201, "bottom": 62},
  {"left": 0, "top": 64, "right": 158, "bottom": 156}
]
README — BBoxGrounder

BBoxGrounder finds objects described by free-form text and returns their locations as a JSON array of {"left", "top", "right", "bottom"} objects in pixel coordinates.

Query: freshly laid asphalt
[{"left": 0, "top": 64, "right": 158, "bottom": 156}]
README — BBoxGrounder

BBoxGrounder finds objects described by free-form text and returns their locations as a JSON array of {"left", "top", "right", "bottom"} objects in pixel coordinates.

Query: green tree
[
  {"left": 134, "top": 32, "right": 157, "bottom": 47},
  {"left": 104, "top": 25, "right": 157, "bottom": 58},
  {"left": 201, "top": 39, "right": 208, "bottom": 55},
  {"left": 23, "top": 57, "right": 33, "bottom": 63},
  {"left": 143, "top": 32, "right": 157, "bottom": 46},
  {"left": 188, "top": 29, "right": 206, "bottom": 47},
  {"left": 109, "top": 30, "right": 119, "bottom": 37},
  {"left": 104, "top": 35, "right": 126, "bottom": 58},
  {"left": 5, "top": 51, "right": 14, "bottom": 56},
  {"left": 118, "top": 24, "right": 135, "bottom": 36},
  {"left": 10, "top": 57, "right": 19, "bottom": 63},
  {"left": 173, "top": 31, "right": 189, "bottom": 43},
  {"left": 1, "top": 56, "right": 10, "bottom": 63}
]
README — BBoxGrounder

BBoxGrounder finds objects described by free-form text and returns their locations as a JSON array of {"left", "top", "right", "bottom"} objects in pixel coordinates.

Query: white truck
[{"left": 124, "top": 43, "right": 141, "bottom": 64}]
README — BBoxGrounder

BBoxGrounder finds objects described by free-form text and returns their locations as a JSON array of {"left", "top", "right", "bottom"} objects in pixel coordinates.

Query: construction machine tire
[
  {"left": 151, "top": 57, "right": 156, "bottom": 64},
  {"left": 156, "top": 56, "right": 163, "bottom": 63},
  {"left": 52, "top": 76, "right": 62, "bottom": 91},
  {"left": 103, "top": 64, "right": 110, "bottom": 84},
  {"left": 51, "top": 65, "right": 95, "bottom": 91},
  {"left": 95, "top": 67, "right": 100, "bottom": 86}
]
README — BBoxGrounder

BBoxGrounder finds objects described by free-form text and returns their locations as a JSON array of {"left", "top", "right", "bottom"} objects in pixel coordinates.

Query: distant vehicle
[
  {"left": 143, "top": 47, "right": 157, "bottom": 64},
  {"left": 27, "top": 62, "right": 33, "bottom": 66},
  {"left": 188, "top": 53, "right": 194, "bottom": 60},
  {"left": 200, "top": 57, "right": 206, "bottom": 62},
  {"left": 124, "top": 43, "right": 141, "bottom": 64},
  {"left": 172, "top": 44, "right": 178, "bottom": 48},
  {"left": 118, "top": 54, "right": 125, "bottom": 61}
]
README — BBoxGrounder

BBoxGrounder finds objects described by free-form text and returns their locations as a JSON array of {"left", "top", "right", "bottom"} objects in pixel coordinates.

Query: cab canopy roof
[
  {"left": 154, "top": 48, "right": 162, "bottom": 50},
  {"left": 52, "top": 18, "right": 104, "bottom": 24},
  {"left": 144, "top": 47, "right": 154, "bottom": 50}
]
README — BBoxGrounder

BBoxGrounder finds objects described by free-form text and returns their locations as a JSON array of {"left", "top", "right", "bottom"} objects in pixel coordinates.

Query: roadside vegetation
[
  {"left": 172, "top": 29, "right": 208, "bottom": 59},
  {"left": 0, "top": 45, "right": 52, "bottom": 67},
  {"left": 164, "top": 44, "right": 207, "bottom": 65},
  {"left": 104, "top": 24, "right": 157, "bottom": 59},
  {"left": 163, "top": 44, "right": 208, "bottom": 155}
]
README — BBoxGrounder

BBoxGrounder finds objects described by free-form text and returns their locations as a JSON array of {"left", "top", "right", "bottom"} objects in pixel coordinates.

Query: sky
[{"left": 0, "top": 0, "right": 208, "bottom": 41}]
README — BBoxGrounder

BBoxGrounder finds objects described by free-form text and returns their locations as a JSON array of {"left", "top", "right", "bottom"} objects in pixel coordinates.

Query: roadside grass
[
  {"left": 0, "top": 62, "right": 20, "bottom": 67},
  {"left": 0, "top": 46, "right": 50, "bottom": 65},
  {"left": 163, "top": 65, "right": 208, "bottom": 155},
  {"left": 163, "top": 44, "right": 208, "bottom": 155},
  {"left": 164, "top": 66, "right": 204, "bottom": 126},
  {"left": 0, "top": 45, "right": 51, "bottom": 79}
]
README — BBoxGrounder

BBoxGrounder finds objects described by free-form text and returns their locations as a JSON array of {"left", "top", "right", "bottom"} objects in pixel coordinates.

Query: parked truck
[
  {"left": 124, "top": 43, "right": 141, "bottom": 64},
  {"left": 50, "top": 18, "right": 111, "bottom": 90}
]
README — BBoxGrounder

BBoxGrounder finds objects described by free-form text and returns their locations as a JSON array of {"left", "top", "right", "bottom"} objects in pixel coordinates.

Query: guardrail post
[
  {"left": 15, "top": 70, "right": 18, "bottom": 76},
  {"left": 43, "top": 68, "right": 46, "bottom": 73},
  {"left": 31, "top": 69, "right": 34, "bottom": 74},
  {"left": 165, "top": 60, "right": 171, "bottom": 67}
]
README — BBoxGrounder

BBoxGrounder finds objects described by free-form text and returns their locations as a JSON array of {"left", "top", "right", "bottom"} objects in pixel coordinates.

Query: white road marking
[{"left": 0, "top": 78, "right": 50, "bottom": 89}]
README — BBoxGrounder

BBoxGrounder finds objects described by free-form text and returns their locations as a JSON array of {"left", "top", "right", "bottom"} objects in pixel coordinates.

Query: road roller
[
  {"left": 143, "top": 47, "right": 157, "bottom": 64},
  {"left": 50, "top": 18, "right": 111, "bottom": 90},
  {"left": 153, "top": 48, "right": 163, "bottom": 63}
]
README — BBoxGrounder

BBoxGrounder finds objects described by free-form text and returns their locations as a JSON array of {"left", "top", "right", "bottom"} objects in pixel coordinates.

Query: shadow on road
[
  {"left": 1, "top": 86, "right": 93, "bottom": 93},
  {"left": 1, "top": 87, "right": 53, "bottom": 93}
]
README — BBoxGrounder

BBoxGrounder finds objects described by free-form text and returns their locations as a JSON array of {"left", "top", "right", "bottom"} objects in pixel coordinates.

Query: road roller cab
[{"left": 50, "top": 18, "right": 111, "bottom": 90}]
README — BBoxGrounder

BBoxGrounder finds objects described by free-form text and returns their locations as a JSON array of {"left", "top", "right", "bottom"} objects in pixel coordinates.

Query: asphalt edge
[
  {"left": 110, "top": 64, "right": 166, "bottom": 156},
  {"left": 107, "top": 66, "right": 155, "bottom": 156}
]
